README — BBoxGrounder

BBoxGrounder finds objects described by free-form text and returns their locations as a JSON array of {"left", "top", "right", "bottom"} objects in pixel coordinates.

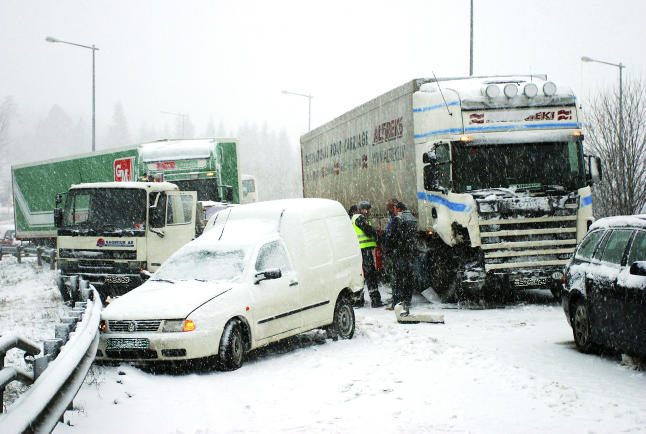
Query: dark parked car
[{"left": 562, "top": 215, "right": 646, "bottom": 357}]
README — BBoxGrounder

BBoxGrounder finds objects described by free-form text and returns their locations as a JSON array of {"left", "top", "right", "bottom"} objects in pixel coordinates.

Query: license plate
[
  {"left": 107, "top": 338, "right": 149, "bottom": 350},
  {"left": 513, "top": 277, "right": 549, "bottom": 288},
  {"left": 105, "top": 275, "right": 130, "bottom": 284}
]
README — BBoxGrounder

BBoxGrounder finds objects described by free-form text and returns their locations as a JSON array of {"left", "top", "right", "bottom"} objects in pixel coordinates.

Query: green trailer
[{"left": 12, "top": 138, "right": 241, "bottom": 244}]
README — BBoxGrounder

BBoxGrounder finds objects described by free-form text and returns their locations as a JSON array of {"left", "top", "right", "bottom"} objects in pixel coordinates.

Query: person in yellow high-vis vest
[{"left": 352, "top": 201, "right": 384, "bottom": 308}]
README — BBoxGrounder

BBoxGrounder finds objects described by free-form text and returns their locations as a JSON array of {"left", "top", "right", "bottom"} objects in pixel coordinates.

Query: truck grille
[
  {"left": 108, "top": 320, "right": 161, "bottom": 332},
  {"left": 59, "top": 249, "right": 137, "bottom": 260},
  {"left": 478, "top": 197, "right": 579, "bottom": 272}
]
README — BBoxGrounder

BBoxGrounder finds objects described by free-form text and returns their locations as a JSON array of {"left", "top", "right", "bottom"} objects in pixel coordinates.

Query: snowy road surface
[
  {"left": 2, "top": 257, "right": 644, "bottom": 433},
  {"left": 59, "top": 293, "right": 645, "bottom": 433}
]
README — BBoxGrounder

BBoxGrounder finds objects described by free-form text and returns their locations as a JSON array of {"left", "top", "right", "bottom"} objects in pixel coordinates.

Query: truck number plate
[
  {"left": 106, "top": 338, "right": 149, "bottom": 350},
  {"left": 513, "top": 277, "right": 549, "bottom": 288},
  {"left": 105, "top": 275, "right": 130, "bottom": 284}
]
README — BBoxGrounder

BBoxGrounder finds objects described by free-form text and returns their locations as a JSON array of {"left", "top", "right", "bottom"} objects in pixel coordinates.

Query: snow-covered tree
[
  {"left": 585, "top": 77, "right": 646, "bottom": 217},
  {"left": 104, "top": 102, "right": 131, "bottom": 148}
]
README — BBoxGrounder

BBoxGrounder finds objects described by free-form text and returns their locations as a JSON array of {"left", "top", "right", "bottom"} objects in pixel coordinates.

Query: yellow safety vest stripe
[{"left": 352, "top": 214, "right": 377, "bottom": 248}]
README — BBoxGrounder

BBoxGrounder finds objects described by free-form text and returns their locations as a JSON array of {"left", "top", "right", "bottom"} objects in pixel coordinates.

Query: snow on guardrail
[
  {"left": 0, "top": 245, "right": 57, "bottom": 270},
  {"left": 0, "top": 285, "right": 102, "bottom": 433}
]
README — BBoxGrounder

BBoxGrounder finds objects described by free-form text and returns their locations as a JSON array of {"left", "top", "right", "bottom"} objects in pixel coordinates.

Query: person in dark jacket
[
  {"left": 351, "top": 201, "right": 383, "bottom": 308},
  {"left": 383, "top": 201, "right": 417, "bottom": 313}
]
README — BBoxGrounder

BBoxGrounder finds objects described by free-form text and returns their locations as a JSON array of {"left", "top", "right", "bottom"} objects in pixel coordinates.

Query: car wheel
[
  {"left": 217, "top": 320, "right": 245, "bottom": 371},
  {"left": 572, "top": 299, "right": 594, "bottom": 353},
  {"left": 328, "top": 296, "right": 355, "bottom": 340}
]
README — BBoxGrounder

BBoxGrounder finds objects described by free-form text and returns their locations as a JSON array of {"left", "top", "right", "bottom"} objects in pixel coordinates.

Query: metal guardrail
[
  {"left": 0, "top": 245, "right": 57, "bottom": 270},
  {"left": 0, "top": 285, "right": 102, "bottom": 433}
]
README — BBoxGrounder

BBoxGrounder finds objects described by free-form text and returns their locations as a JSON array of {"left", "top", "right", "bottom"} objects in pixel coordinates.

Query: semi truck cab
[{"left": 54, "top": 182, "right": 197, "bottom": 300}]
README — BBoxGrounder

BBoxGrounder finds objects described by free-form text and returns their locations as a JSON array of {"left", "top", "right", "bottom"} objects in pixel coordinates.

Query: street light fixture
[
  {"left": 161, "top": 111, "right": 188, "bottom": 137},
  {"left": 46, "top": 36, "right": 99, "bottom": 152},
  {"left": 581, "top": 55, "right": 626, "bottom": 137},
  {"left": 281, "top": 90, "right": 313, "bottom": 131}
]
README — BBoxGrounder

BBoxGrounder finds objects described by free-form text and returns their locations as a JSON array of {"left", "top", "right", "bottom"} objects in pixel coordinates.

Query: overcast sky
[{"left": 2, "top": 0, "right": 645, "bottom": 150}]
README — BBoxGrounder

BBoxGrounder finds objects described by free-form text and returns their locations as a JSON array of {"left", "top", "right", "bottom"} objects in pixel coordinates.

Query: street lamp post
[
  {"left": 281, "top": 90, "right": 313, "bottom": 131},
  {"left": 581, "top": 56, "right": 626, "bottom": 139},
  {"left": 46, "top": 36, "right": 99, "bottom": 152},
  {"left": 161, "top": 111, "right": 188, "bottom": 137}
]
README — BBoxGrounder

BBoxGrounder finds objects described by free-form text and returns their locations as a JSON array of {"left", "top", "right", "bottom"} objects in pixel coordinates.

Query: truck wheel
[
  {"left": 217, "top": 320, "right": 245, "bottom": 371},
  {"left": 327, "top": 295, "right": 355, "bottom": 340},
  {"left": 572, "top": 299, "right": 594, "bottom": 353}
]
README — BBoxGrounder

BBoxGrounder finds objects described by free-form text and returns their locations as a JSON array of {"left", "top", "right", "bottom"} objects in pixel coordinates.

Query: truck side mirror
[
  {"left": 423, "top": 151, "right": 437, "bottom": 164},
  {"left": 53, "top": 207, "right": 63, "bottom": 227},
  {"left": 423, "top": 163, "right": 440, "bottom": 191},
  {"left": 590, "top": 156, "right": 602, "bottom": 184},
  {"left": 55, "top": 194, "right": 63, "bottom": 205},
  {"left": 629, "top": 261, "right": 646, "bottom": 277},
  {"left": 224, "top": 186, "right": 234, "bottom": 202}
]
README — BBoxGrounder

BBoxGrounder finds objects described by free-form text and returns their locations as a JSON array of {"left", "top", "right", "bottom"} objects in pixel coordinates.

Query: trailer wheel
[{"left": 217, "top": 320, "right": 245, "bottom": 371}]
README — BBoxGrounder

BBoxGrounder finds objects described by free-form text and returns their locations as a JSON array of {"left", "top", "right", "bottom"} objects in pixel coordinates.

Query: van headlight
[
  {"left": 162, "top": 320, "right": 184, "bottom": 332},
  {"left": 162, "top": 319, "right": 195, "bottom": 332}
]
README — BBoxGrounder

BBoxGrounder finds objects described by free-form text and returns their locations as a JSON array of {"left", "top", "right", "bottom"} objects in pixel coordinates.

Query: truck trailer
[
  {"left": 301, "top": 75, "right": 601, "bottom": 300},
  {"left": 11, "top": 138, "right": 243, "bottom": 245}
]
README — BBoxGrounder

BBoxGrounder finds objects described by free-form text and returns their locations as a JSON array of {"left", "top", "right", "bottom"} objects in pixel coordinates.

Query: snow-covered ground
[
  {"left": 0, "top": 256, "right": 68, "bottom": 408},
  {"left": 2, "top": 258, "right": 645, "bottom": 433}
]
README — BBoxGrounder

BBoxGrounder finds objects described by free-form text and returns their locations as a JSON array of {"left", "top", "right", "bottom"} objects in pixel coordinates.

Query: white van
[{"left": 97, "top": 198, "right": 364, "bottom": 370}]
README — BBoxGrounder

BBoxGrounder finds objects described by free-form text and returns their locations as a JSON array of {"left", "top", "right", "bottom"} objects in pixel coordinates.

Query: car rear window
[
  {"left": 627, "top": 230, "right": 646, "bottom": 265},
  {"left": 576, "top": 230, "right": 605, "bottom": 260},
  {"left": 598, "top": 229, "right": 633, "bottom": 265}
]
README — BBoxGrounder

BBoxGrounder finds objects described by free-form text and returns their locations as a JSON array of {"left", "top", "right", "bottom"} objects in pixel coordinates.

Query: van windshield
[{"left": 153, "top": 245, "right": 252, "bottom": 282}]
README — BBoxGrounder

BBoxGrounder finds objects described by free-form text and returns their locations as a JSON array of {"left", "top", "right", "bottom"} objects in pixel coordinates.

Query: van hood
[{"left": 101, "top": 279, "right": 233, "bottom": 320}]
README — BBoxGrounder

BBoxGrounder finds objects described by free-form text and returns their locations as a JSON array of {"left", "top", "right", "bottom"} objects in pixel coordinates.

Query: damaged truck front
[
  {"left": 300, "top": 75, "right": 601, "bottom": 301},
  {"left": 54, "top": 182, "right": 197, "bottom": 301}
]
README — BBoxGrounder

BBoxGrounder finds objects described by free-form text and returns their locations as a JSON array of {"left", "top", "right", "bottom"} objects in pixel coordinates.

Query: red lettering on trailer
[
  {"left": 557, "top": 109, "right": 572, "bottom": 120},
  {"left": 470, "top": 113, "right": 484, "bottom": 124},
  {"left": 114, "top": 158, "right": 133, "bottom": 182},
  {"left": 156, "top": 161, "right": 176, "bottom": 170}
]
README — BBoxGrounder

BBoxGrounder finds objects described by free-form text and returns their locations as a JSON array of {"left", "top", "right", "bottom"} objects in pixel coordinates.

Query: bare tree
[{"left": 584, "top": 77, "right": 646, "bottom": 217}]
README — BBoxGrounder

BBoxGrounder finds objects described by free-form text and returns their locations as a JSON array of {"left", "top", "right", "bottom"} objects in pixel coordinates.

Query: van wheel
[
  {"left": 217, "top": 320, "right": 245, "bottom": 371},
  {"left": 327, "top": 296, "right": 355, "bottom": 340},
  {"left": 572, "top": 299, "right": 594, "bottom": 353}
]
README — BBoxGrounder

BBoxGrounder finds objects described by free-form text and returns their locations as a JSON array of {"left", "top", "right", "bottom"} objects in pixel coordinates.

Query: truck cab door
[{"left": 147, "top": 191, "right": 197, "bottom": 271}]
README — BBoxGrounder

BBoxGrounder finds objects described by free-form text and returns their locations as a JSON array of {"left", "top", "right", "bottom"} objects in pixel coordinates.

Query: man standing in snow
[
  {"left": 352, "top": 201, "right": 383, "bottom": 308},
  {"left": 383, "top": 201, "right": 417, "bottom": 314}
]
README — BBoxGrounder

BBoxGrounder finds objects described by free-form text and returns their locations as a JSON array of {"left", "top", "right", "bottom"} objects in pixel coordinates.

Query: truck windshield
[
  {"left": 451, "top": 141, "right": 586, "bottom": 193},
  {"left": 63, "top": 188, "right": 146, "bottom": 231},
  {"left": 169, "top": 178, "right": 220, "bottom": 201}
]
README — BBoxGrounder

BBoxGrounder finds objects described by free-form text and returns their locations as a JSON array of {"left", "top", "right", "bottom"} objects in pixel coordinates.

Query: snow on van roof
[
  {"left": 199, "top": 198, "right": 346, "bottom": 245},
  {"left": 589, "top": 214, "right": 646, "bottom": 231}
]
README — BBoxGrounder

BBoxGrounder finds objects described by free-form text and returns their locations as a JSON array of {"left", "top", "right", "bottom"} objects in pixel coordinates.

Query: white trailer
[{"left": 301, "top": 75, "right": 602, "bottom": 300}]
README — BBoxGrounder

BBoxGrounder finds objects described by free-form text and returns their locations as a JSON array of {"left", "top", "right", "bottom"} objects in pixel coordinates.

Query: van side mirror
[
  {"left": 629, "top": 261, "right": 646, "bottom": 277},
  {"left": 140, "top": 269, "right": 152, "bottom": 281},
  {"left": 254, "top": 268, "right": 282, "bottom": 284},
  {"left": 53, "top": 208, "right": 63, "bottom": 228}
]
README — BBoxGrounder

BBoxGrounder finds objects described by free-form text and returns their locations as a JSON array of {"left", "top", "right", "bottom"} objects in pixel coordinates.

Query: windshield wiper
[{"left": 151, "top": 278, "right": 175, "bottom": 284}]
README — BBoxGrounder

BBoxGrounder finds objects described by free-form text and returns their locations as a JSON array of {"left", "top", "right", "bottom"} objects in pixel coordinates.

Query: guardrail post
[
  {"left": 50, "top": 249, "right": 57, "bottom": 270},
  {"left": 43, "top": 339, "right": 63, "bottom": 361},
  {"left": 14, "top": 246, "right": 22, "bottom": 264},
  {"left": 70, "top": 276, "right": 80, "bottom": 302},
  {"left": 33, "top": 356, "right": 49, "bottom": 379},
  {"left": 36, "top": 247, "right": 43, "bottom": 266}
]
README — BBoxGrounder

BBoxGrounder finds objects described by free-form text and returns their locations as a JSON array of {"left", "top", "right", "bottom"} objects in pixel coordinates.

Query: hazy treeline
[{"left": 0, "top": 99, "right": 303, "bottom": 205}]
